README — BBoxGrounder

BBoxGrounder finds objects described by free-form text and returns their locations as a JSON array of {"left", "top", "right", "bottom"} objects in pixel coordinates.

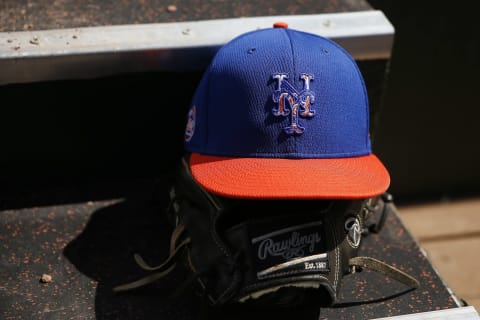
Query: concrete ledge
[{"left": 0, "top": 10, "right": 394, "bottom": 85}]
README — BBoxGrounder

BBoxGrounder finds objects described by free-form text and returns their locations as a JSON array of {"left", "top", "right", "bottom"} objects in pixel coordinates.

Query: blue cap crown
[{"left": 184, "top": 27, "right": 371, "bottom": 159}]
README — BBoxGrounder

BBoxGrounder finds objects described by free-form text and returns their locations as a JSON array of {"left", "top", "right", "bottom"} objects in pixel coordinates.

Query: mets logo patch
[
  {"left": 184, "top": 105, "right": 196, "bottom": 142},
  {"left": 272, "top": 73, "right": 315, "bottom": 135}
]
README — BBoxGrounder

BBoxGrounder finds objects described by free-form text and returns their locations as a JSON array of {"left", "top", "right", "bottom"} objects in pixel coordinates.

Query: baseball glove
[{"left": 113, "top": 155, "right": 419, "bottom": 307}]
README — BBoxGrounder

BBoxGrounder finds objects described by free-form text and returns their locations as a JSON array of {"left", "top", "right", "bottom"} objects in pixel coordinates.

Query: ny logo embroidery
[{"left": 272, "top": 73, "right": 315, "bottom": 135}]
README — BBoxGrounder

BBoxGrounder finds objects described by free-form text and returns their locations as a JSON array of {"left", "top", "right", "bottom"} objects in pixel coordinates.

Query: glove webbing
[
  {"left": 113, "top": 224, "right": 190, "bottom": 293},
  {"left": 113, "top": 222, "right": 242, "bottom": 303}
]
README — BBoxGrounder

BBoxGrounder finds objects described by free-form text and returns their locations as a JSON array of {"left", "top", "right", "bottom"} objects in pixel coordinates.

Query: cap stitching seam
[
  {"left": 205, "top": 64, "right": 212, "bottom": 150},
  {"left": 284, "top": 28, "right": 298, "bottom": 154},
  {"left": 320, "top": 37, "right": 371, "bottom": 152}
]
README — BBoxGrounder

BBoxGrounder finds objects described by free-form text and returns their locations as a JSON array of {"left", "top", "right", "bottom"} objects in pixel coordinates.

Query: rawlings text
[{"left": 257, "top": 231, "right": 321, "bottom": 260}]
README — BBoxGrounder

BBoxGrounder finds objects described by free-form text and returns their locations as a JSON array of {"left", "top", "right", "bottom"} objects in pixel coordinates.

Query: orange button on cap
[{"left": 273, "top": 21, "right": 288, "bottom": 29}]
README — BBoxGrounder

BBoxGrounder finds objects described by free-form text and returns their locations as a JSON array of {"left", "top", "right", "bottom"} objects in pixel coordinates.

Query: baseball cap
[{"left": 183, "top": 23, "right": 390, "bottom": 199}]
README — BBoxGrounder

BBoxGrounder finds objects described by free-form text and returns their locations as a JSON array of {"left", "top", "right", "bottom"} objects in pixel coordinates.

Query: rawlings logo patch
[
  {"left": 257, "top": 230, "right": 321, "bottom": 260},
  {"left": 272, "top": 73, "right": 315, "bottom": 135},
  {"left": 251, "top": 221, "right": 328, "bottom": 279}
]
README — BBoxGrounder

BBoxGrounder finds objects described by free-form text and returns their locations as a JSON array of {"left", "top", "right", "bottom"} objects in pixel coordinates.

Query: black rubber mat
[{"left": 0, "top": 179, "right": 459, "bottom": 319}]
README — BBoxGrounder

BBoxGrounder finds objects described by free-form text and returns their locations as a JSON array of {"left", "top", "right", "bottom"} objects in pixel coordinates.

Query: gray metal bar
[
  {"left": 372, "top": 306, "right": 480, "bottom": 320},
  {"left": 0, "top": 11, "right": 394, "bottom": 85}
]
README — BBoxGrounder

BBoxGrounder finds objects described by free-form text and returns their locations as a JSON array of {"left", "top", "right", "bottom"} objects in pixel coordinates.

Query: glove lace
[
  {"left": 112, "top": 224, "right": 190, "bottom": 292},
  {"left": 348, "top": 257, "right": 419, "bottom": 289}
]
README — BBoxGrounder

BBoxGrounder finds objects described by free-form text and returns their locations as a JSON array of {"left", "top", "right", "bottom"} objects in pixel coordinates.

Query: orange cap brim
[{"left": 189, "top": 153, "right": 390, "bottom": 200}]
